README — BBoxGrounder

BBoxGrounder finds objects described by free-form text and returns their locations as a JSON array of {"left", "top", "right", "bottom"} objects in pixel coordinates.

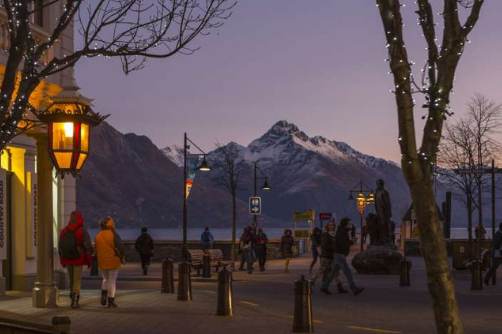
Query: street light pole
[
  {"left": 182, "top": 132, "right": 188, "bottom": 259},
  {"left": 253, "top": 162, "right": 257, "bottom": 231},
  {"left": 359, "top": 181, "right": 364, "bottom": 253}
]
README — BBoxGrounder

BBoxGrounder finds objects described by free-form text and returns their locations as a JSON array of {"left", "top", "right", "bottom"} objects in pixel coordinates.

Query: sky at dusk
[{"left": 75, "top": 1, "right": 502, "bottom": 163}]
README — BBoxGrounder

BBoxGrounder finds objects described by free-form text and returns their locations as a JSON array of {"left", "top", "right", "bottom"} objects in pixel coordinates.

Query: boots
[
  {"left": 337, "top": 283, "right": 348, "bottom": 294},
  {"left": 107, "top": 297, "right": 118, "bottom": 308},
  {"left": 143, "top": 265, "right": 149, "bottom": 276},
  {"left": 71, "top": 294, "right": 80, "bottom": 308},
  {"left": 101, "top": 290, "right": 108, "bottom": 306}
]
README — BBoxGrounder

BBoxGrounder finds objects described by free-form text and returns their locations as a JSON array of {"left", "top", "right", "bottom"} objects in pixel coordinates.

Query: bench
[
  {"left": 187, "top": 249, "right": 205, "bottom": 275},
  {"left": 0, "top": 316, "right": 70, "bottom": 334},
  {"left": 207, "top": 249, "right": 235, "bottom": 271},
  {"left": 187, "top": 249, "right": 235, "bottom": 275}
]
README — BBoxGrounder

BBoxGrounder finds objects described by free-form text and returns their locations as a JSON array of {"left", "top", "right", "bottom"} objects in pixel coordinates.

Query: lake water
[{"left": 87, "top": 227, "right": 497, "bottom": 241}]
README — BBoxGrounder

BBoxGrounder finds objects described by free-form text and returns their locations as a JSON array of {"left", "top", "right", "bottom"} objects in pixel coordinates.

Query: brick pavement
[{"left": 0, "top": 253, "right": 500, "bottom": 334}]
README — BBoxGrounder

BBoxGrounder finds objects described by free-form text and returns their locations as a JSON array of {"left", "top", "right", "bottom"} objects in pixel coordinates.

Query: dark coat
[
  {"left": 281, "top": 235, "right": 295, "bottom": 258},
  {"left": 135, "top": 233, "right": 154, "bottom": 255},
  {"left": 492, "top": 230, "right": 501, "bottom": 256},
  {"left": 334, "top": 226, "right": 352, "bottom": 256},
  {"left": 320, "top": 232, "right": 336, "bottom": 259}
]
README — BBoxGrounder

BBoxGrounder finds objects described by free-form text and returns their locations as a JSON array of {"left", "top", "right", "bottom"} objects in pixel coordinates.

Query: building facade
[{"left": 0, "top": 1, "right": 80, "bottom": 301}]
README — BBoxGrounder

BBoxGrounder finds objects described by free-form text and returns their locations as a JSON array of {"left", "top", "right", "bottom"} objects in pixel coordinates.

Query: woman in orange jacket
[{"left": 94, "top": 217, "right": 125, "bottom": 308}]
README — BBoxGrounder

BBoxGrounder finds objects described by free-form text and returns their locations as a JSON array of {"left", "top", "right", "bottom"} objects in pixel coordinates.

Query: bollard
[
  {"left": 52, "top": 316, "right": 71, "bottom": 334},
  {"left": 161, "top": 258, "right": 175, "bottom": 293},
  {"left": 216, "top": 267, "right": 233, "bottom": 316},
  {"left": 292, "top": 275, "right": 313, "bottom": 333},
  {"left": 90, "top": 256, "right": 99, "bottom": 276},
  {"left": 470, "top": 260, "right": 483, "bottom": 291},
  {"left": 399, "top": 257, "right": 411, "bottom": 287},
  {"left": 202, "top": 253, "right": 211, "bottom": 278},
  {"left": 177, "top": 261, "right": 192, "bottom": 301}
]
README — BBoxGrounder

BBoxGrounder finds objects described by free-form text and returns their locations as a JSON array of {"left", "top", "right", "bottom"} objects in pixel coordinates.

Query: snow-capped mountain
[
  {"left": 161, "top": 145, "right": 184, "bottom": 167},
  {"left": 178, "top": 120, "right": 415, "bottom": 224}
]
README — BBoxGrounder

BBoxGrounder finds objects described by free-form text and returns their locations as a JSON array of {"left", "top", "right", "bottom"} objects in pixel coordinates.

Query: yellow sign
[
  {"left": 293, "top": 210, "right": 315, "bottom": 221},
  {"left": 294, "top": 230, "right": 309, "bottom": 238}
]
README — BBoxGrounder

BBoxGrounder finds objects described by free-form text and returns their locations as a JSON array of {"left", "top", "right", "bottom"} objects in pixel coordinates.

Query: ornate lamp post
[
  {"left": 32, "top": 86, "right": 109, "bottom": 177},
  {"left": 182, "top": 133, "right": 211, "bottom": 259},
  {"left": 252, "top": 162, "right": 271, "bottom": 232},
  {"left": 348, "top": 181, "right": 374, "bottom": 252}
]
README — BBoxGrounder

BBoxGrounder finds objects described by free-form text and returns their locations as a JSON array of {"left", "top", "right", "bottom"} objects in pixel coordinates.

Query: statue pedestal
[{"left": 351, "top": 245, "right": 403, "bottom": 275}]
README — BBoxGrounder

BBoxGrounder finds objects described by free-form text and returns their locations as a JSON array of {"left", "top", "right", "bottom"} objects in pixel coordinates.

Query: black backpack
[{"left": 60, "top": 226, "right": 81, "bottom": 259}]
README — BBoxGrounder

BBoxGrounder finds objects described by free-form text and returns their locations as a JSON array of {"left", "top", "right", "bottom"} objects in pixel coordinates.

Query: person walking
[
  {"left": 332, "top": 218, "right": 364, "bottom": 296},
  {"left": 237, "top": 227, "right": 247, "bottom": 271},
  {"left": 309, "top": 227, "right": 322, "bottom": 274},
  {"left": 95, "top": 217, "right": 125, "bottom": 308},
  {"left": 484, "top": 222, "right": 502, "bottom": 286},
  {"left": 315, "top": 222, "right": 347, "bottom": 294},
  {"left": 135, "top": 227, "right": 154, "bottom": 275},
  {"left": 281, "top": 229, "right": 295, "bottom": 273},
  {"left": 255, "top": 228, "right": 269, "bottom": 271},
  {"left": 58, "top": 211, "right": 93, "bottom": 308},
  {"left": 240, "top": 226, "right": 256, "bottom": 274},
  {"left": 201, "top": 227, "right": 214, "bottom": 250}
]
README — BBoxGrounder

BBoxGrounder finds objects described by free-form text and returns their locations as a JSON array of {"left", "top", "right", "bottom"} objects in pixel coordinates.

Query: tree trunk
[
  {"left": 407, "top": 175, "right": 464, "bottom": 333},
  {"left": 467, "top": 195, "right": 473, "bottom": 258},
  {"left": 231, "top": 192, "right": 237, "bottom": 262}
]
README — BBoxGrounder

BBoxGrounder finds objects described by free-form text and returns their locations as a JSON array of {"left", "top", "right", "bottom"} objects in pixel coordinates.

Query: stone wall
[{"left": 122, "top": 239, "right": 303, "bottom": 262}]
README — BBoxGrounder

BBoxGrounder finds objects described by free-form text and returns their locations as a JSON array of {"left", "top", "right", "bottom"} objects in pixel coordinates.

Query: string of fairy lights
[{"left": 376, "top": 0, "right": 482, "bottom": 168}]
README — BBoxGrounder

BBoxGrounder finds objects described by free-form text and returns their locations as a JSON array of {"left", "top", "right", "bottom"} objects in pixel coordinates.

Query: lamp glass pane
[
  {"left": 53, "top": 152, "right": 73, "bottom": 169},
  {"left": 76, "top": 153, "right": 88, "bottom": 170},
  {"left": 80, "top": 123, "right": 89, "bottom": 152},
  {"left": 52, "top": 122, "right": 74, "bottom": 150}
]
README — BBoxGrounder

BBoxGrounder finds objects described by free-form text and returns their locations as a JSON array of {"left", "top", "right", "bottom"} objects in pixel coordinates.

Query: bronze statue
[{"left": 375, "top": 179, "right": 392, "bottom": 245}]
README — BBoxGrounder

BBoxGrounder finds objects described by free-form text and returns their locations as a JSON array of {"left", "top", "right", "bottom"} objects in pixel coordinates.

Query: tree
[
  {"left": 376, "top": 1, "right": 485, "bottom": 333},
  {"left": 0, "top": 0, "right": 235, "bottom": 149},
  {"left": 438, "top": 94, "right": 501, "bottom": 256},
  {"left": 211, "top": 142, "right": 247, "bottom": 262}
]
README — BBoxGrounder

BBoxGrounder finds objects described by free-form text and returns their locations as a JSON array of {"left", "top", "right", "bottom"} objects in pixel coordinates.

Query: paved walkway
[{"left": 0, "top": 253, "right": 500, "bottom": 334}]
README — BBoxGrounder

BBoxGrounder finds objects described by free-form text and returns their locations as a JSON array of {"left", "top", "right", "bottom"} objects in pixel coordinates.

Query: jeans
[
  {"left": 331, "top": 253, "right": 358, "bottom": 291},
  {"left": 484, "top": 257, "right": 501, "bottom": 283},
  {"left": 102, "top": 269, "right": 119, "bottom": 298},
  {"left": 244, "top": 249, "right": 255, "bottom": 271},
  {"left": 67, "top": 265, "right": 83, "bottom": 294},
  {"left": 320, "top": 260, "right": 341, "bottom": 290}
]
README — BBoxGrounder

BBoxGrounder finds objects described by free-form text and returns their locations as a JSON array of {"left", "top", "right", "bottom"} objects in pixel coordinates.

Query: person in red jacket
[{"left": 58, "top": 211, "right": 93, "bottom": 308}]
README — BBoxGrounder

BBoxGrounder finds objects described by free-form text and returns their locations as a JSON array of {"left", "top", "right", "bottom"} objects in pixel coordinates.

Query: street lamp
[
  {"left": 182, "top": 133, "right": 211, "bottom": 259},
  {"left": 348, "top": 181, "right": 374, "bottom": 252},
  {"left": 252, "top": 162, "right": 271, "bottom": 231},
  {"left": 32, "top": 86, "right": 109, "bottom": 177}
]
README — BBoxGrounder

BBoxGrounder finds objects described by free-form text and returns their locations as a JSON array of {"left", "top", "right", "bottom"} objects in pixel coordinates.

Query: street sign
[
  {"left": 249, "top": 197, "right": 261, "bottom": 215},
  {"left": 319, "top": 213, "right": 333, "bottom": 220}
]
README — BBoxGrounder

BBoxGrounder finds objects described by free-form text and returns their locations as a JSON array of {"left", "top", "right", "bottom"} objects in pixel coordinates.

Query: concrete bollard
[
  {"left": 177, "top": 261, "right": 192, "bottom": 301},
  {"left": 292, "top": 275, "right": 313, "bottom": 333},
  {"left": 161, "top": 258, "right": 175, "bottom": 293},
  {"left": 471, "top": 260, "right": 483, "bottom": 291},
  {"left": 90, "top": 256, "right": 99, "bottom": 277},
  {"left": 399, "top": 257, "right": 411, "bottom": 287},
  {"left": 202, "top": 253, "right": 211, "bottom": 278},
  {"left": 52, "top": 316, "right": 71, "bottom": 334},
  {"left": 216, "top": 267, "right": 233, "bottom": 316}
]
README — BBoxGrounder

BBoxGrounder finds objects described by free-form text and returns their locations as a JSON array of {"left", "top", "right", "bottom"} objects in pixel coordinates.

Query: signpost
[
  {"left": 249, "top": 197, "right": 261, "bottom": 215},
  {"left": 319, "top": 213, "right": 333, "bottom": 229}
]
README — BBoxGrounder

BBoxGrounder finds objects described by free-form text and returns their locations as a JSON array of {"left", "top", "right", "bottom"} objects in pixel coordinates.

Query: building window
[{"left": 34, "top": 0, "right": 44, "bottom": 27}]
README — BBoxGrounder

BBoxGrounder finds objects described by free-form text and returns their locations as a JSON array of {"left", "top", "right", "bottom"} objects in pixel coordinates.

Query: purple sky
[{"left": 75, "top": 1, "right": 502, "bottom": 163}]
